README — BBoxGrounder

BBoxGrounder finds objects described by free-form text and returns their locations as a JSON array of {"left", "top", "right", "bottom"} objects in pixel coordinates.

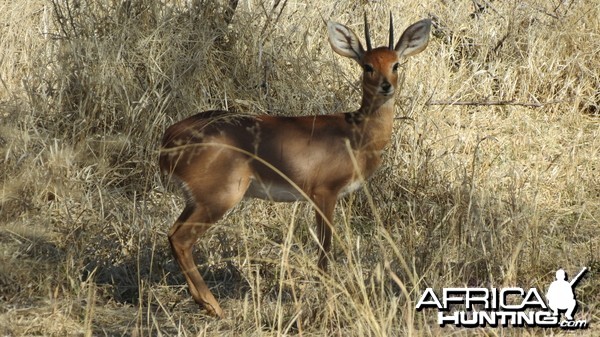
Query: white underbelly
[
  {"left": 245, "top": 178, "right": 363, "bottom": 202},
  {"left": 245, "top": 180, "right": 305, "bottom": 202},
  {"left": 339, "top": 179, "right": 363, "bottom": 196}
]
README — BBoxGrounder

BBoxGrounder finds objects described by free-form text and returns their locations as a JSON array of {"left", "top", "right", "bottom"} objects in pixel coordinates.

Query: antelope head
[{"left": 327, "top": 14, "right": 431, "bottom": 108}]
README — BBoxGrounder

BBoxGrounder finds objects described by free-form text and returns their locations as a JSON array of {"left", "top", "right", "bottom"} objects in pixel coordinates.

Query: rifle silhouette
[{"left": 570, "top": 267, "right": 588, "bottom": 287}]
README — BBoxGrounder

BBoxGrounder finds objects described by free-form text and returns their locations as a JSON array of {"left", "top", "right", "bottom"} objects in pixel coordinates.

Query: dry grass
[{"left": 1, "top": 0, "right": 599, "bottom": 336}]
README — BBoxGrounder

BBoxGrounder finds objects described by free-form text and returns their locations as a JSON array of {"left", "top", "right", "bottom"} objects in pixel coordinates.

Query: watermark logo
[{"left": 416, "top": 267, "right": 589, "bottom": 329}]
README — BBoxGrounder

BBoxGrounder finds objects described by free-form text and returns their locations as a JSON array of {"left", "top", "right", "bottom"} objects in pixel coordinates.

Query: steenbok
[{"left": 160, "top": 14, "right": 431, "bottom": 318}]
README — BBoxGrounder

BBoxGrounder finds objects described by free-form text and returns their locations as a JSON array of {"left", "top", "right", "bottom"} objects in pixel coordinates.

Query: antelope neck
[
  {"left": 342, "top": 93, "right": 395, "bottom": 152},
  {"left": 358, "top": 91, "right": 394, "bottom": 116},
  {"left": 345, "top": 86, "right": 395, "bottom": 123}
]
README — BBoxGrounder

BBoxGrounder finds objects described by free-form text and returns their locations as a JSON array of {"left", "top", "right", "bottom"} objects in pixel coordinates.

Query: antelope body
[{"left": 159, "top": 14, "right": 431, "bottom": 318}]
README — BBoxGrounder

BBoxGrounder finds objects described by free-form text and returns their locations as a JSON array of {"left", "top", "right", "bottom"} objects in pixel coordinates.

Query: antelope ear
[
  {"left": 395, "top": 18, "right": 431, "bottom": 57},
  {"left": 327, "top": 21, "right": 364, "bottom": 63}
]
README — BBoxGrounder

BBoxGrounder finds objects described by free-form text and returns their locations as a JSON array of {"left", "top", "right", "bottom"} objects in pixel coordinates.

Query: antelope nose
[{"left": 381, "top": 81, "right": 392, "bottom": 92}]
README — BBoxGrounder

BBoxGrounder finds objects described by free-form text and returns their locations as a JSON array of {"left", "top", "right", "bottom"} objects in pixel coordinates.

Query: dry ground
[{"left": 0, "top": 0, "right": 598, "bottom": 336}]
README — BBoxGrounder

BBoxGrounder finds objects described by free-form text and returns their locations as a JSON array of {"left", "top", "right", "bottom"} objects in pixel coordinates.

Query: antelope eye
[
  {"left": 392, "top": 62, "right": 400, "bottom": 72},
  {"left": 363, "top": 64, "right": 374, "bottom": 73}
]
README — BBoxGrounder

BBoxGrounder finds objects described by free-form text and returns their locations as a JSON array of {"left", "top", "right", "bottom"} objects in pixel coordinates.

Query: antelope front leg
[{"left": 313, "top": 192, "right": 336, "bottom": 272}]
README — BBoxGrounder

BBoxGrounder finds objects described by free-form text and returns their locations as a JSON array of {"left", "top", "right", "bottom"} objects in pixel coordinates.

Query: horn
[
  {"left": 364, "top": 13, "right": 372, "bottom": 51},
  {"left": 388, "top": 12, "right": 394, "bottom": 50}
]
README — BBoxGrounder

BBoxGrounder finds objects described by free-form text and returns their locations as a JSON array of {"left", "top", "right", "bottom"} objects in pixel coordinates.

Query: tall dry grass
[{"left": 0, "top": 0, "right": 598, "bottom": 336}]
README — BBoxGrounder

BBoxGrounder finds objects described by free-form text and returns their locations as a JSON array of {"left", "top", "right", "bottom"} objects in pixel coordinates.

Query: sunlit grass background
[{"left": 0, "top": 0, "right": 598, "bottom": 335}]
